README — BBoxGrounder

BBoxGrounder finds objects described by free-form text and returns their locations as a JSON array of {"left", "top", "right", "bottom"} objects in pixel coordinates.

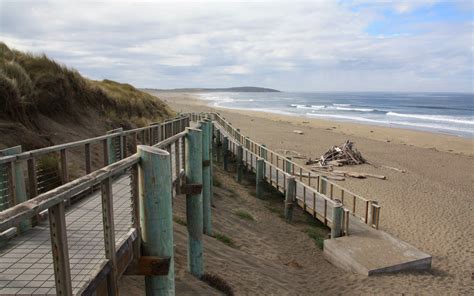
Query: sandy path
[{"left": 153, "top": 92, "right": 474, "bottom": 294}]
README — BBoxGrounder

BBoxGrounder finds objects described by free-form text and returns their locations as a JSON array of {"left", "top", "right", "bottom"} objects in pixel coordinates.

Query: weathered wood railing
[
  {"left": 0, "top": 116, "right": 215, "bottom": 295},
  {"left": 191, "top": 112, "right": 381, "bottom": 233},
  {"left": 0, "top": 116, "right": 190, "bottom": 230}
]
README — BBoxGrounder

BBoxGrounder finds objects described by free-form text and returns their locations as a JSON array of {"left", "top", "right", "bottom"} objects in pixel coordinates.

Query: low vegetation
[
  {"left": 0, "top": 42, "right": 173, "bottom": 128},
  {"left": 303, "top": 214, "right": 328, "bottom": 250},
  {"left": 200, "top": 273, "right": 234, "bottom": 296},
  {"left": 234, "top": 209, "right": 255, "bottom": 221},
  {"left": 213, "top": 233, "right": 236, "bottom": 248}
]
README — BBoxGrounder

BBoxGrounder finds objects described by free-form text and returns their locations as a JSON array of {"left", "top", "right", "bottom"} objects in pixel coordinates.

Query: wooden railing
[
  {"left": 0, "top": 115, "right": 216, "bottom": 295},
  {"left": 0, "top": 116, "right": 189, "bottom": 215},
  {"left": 191, "top": 112, "right": 381, "bottom": 231}
]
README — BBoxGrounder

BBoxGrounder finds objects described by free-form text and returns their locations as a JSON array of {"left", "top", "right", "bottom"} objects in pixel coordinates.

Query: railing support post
[
  {"left": 331, "top": 202, "right": 343, "bottom": 238},
  {"left": 49, "top": 201, "right": 73, "bottom": 296},
  {"left": 223, "top": 136, "right": 229, "bottom": 171},
  {"left": 286, "top": 157, "right": 292, "bottom": 174},
  {"left": 215, "top": 129, "right": 221, "bottom": 163},
  {"left": 236, "top": 145, "right": 243, "bottom": 183},
  {"left": 201, "top": 121, "right": 213, "bottom": 236},
  {"left": 106, "top": 128, "right": 124, "bottom": 165},
  {"left": 0, "top": 146, "right": 30, "bottom": 232},
  {"left": 285, "top": 176, "right": 296, "bottom": 223},
  {"left": 138, "top": 145, "right": 175, "bottom": 295},
  {"left": 256, "top": 158, "right": 264, "bottom": 199},
  {"left": 185, "top": 128, "right": 204, "bottom": 278}
]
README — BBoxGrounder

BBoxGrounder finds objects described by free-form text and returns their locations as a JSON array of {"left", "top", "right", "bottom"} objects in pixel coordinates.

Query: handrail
[{"left": 0, "top": 116, "right": 188, "bottom": 164}]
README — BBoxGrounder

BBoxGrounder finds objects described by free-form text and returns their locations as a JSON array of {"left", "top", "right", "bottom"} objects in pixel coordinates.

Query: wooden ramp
[{"left": 323, "top": 218, "right": 432, "bottom": 275}]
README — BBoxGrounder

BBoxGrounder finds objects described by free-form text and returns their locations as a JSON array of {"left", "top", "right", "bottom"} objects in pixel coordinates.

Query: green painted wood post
[
  {"left": 285, "top": 176, "right": 296, "bottom": 223},
  {"left": 138, "top": 145, "right": 175, "bottom": 295},
  {"left": 261, "top": 144, "right": 267, "bottom": 178},
  {"left": 185, "top": 128, "right": 204, "bottom": 278},
  {"left": 256, "top": 158, "right": 264, "bottom": 199},
  {"left": 236, "top": 145, "right": 243, "bottom": 183},
  {"left": 215, "top": 129, "right": 221, "bottom": 163},
  {"left": 223, "top": 136, "right": 229, "bottom": 171},
  {"left": 331, "top": 202, "right": 344, "bottom": 238},
  {"left": 209, "top": 121, "right": 214, "bottom": 207},
  {"left": 201, "top": 121, "right": 212, "bottom": 236},
  {"left": 0, "top": 146, "right": 30, "bottom": 232},
  {"left": 286, "top": 157, "right": 292, "bottom": 174}
]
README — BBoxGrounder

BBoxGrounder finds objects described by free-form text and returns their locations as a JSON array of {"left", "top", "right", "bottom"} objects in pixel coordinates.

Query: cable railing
[{"left": 0, "top": 116, "right": 196, "bottom": 295}]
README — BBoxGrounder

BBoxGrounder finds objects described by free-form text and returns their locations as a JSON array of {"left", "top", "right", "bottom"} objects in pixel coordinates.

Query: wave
[
  {"left": 386, "top": 112, "right": 474, "bottom": 125},
  {"left": 335, "top": 107, "right": 375, "bottom": 112},
  {"left": 291, "top": 104, "right": 375, "bottom": 112},
  {"left": 305, "top": 113, "right": 474, "bottom": 134},
  {"left": 333, "top": 103, "right": 351, "bottom": 107}
]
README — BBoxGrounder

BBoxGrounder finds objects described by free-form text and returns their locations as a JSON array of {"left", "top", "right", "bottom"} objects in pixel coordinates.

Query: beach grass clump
[
  {"left": 200, "top": 273, "right": 234, "bottom": 296},
  {"left": 214, "top": 233, "right": 236, "bottom": 248},
  {"left": 234, "top": 209, "right": 255, "bottom": 221},
  {"left": 173, "top": 216, "right": 187, "bottom": 226},
  {"left": 213, "top": 175, "right": 222, "bottom": 187}
]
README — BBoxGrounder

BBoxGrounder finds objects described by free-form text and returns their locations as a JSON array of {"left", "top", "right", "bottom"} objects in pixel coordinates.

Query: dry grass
[
  {"left": 0, "top": 42, "right": 174, "bottom": 127},
  {"left": 200, "top": 273, "right": 234, "bottom": 296}
]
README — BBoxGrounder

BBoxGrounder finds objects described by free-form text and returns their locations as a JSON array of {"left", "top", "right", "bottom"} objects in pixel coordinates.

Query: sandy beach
[{"left": 139, "top": 91, "right": 474, "bottom": 295}]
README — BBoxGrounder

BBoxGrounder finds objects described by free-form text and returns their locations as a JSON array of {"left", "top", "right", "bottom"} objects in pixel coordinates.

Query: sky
[{"left": 0, "top": 0, "right": 473, "bottom": 92}]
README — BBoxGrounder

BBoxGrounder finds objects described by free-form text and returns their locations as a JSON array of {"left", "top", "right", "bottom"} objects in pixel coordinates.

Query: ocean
[{"left": 197, "top": 92, "right": 474, "bottom": 138}]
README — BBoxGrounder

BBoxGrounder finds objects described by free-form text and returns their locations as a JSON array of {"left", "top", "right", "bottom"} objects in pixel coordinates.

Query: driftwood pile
[
  {"left": 318, "top": 140, "right": 365, "bottom": 166},
  {"left": 300, "top": 140, "right": 386, "bottom": 181}
]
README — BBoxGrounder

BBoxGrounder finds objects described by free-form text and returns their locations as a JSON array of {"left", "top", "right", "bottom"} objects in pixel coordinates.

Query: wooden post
[
  {"left": 49, "top": 201, "right": 73, "bottom": 296},
  {"left": 0, "top": 146, "right": 30, "bottom": 232},
  {"left": 185, "top": 128, "right": 204, "bottom": 278},
  {"left": 201, "top": 121, "right": 212, "bottom": 236},
  {"left": 100, "top": 177, "right": 118, "bottom": 295},
  {"left": 138, "top": 145, "right": 175, "bottom": 295},
  {"left": 286, "top": 157, "right": 292, "bottom": 174},
  {"left": 256, "top": 158, "right": 264, "bottom": 199},
  {"left": 85, "top": 143, "right": 92, "bottom": 174},
  {"left": 285, "top": 176, "right": 296, "bottom": 223},
  {"left": 223, "top": 136, "right": 229, "bottom": 171},
  {"left": 236, "top": 145, "right": 243, "bottom": 183},
  {"left": 320, "top": 177, "right": 327, "bottom": 195},
  {"left": 106, "top": 128, "right": 123, "bottom": 165},
  {"left": 215, "top": 129, "right": 221, "bottom": 163},
  {"left": 331, "top": 202, "right": 343, "bottom": 238}
]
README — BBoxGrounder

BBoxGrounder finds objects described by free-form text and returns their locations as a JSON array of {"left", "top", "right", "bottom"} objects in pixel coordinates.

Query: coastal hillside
[{"left": 0, "top": 43, "right": 174, "bottom": 150}]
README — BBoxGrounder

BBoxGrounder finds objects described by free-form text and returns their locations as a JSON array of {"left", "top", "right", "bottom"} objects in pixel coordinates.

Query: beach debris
[
  {"left": 318, "top": 140, "right": 366, "bottom": 166},
  {"left": 293, "top": 130, "right": 304, "bottom": 135},
  {"left": 277, "top": 149, "right": 307, "bottom": 159},
  {"left": 382, "top": 165, "right": 406, "bottom": 173}
]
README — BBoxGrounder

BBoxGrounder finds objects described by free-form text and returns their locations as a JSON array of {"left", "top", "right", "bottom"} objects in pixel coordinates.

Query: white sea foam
[
  {"left": 335, "top": 107, "right": 375, "bottom": 112},
  {"left": 386, "top": 112, "right": 474, "bottom": 125},
  {"left": 333, "top": 103, "right": 351, "bottom": 107}
]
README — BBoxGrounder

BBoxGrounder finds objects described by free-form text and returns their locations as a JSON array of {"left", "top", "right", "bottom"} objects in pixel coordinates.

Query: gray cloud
[{"left": 0, "top": 0, "right": 472, "bottom": 92}]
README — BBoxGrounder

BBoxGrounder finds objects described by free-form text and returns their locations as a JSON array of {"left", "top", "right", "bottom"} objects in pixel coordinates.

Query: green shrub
[{"left": 0, "top": 61, "right": 33, "bottom": 100}]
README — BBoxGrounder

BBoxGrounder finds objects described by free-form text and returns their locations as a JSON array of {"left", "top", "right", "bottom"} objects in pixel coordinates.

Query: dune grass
[
  {"left": 200, "top": 273, "right": 234, "bottom": 296},
  {"left": 173, "top": 216, "right": 187, "bottom": 226},
  {"left": 234, "top": 209, "right": 255, "bottom": 221},
  {"left": 303, "top": 214, "right": 328, "bottom": 250},
  {"left": 0, "top": 42, "right": 174, "bottom": 126},
  {"left": 214, "top": 233, "right": 236, "bottom": 248}
]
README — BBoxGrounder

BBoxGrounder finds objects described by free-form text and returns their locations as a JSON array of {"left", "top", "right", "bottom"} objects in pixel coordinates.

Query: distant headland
[{"left": 143, "top": 86, "right": 281, "bottom": 93}]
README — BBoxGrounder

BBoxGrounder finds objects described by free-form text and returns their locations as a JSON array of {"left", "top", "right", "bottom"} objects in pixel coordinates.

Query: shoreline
[{"left": 156, "top": 91, "right": 473, "bottom": 156}]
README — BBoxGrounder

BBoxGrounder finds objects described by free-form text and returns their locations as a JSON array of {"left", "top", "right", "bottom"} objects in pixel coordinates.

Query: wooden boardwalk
[{"left": 0, "top": 175, "right": 133, "bottom": 295}]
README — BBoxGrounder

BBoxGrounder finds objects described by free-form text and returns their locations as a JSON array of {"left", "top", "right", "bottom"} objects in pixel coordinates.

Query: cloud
[{"left": 0, "top": 0, "right": 472, "bottom": 92}]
